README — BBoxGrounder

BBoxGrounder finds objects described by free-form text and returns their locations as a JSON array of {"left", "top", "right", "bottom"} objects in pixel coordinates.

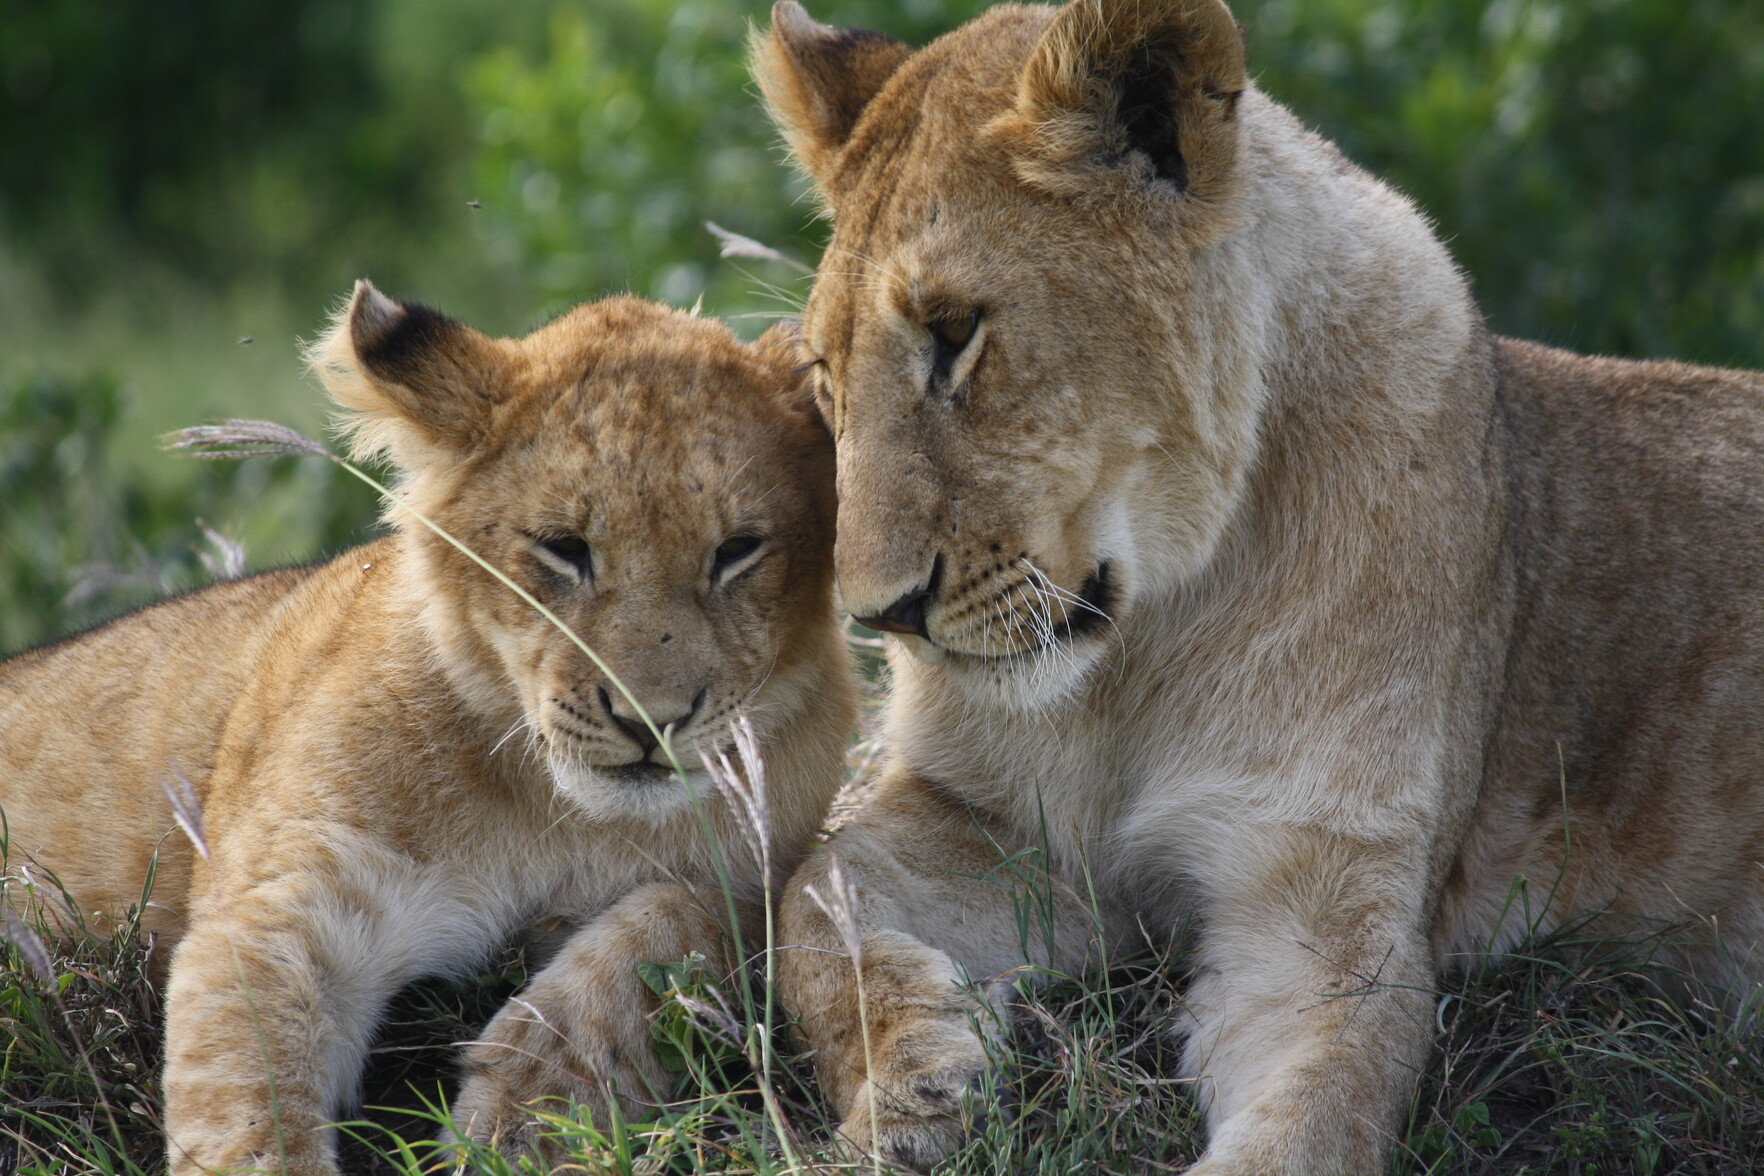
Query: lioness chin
[
  {"left": 754, "top": 1, "right": 1764, "bottom": 1172},
  {"left": 0, "top": 285, "right": 854, "bottom": 1174}
]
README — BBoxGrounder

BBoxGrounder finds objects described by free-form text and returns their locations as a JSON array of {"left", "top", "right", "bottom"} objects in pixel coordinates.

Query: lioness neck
[{"left": 1234, "top": 91, "right": 1480, "bottom": 440}]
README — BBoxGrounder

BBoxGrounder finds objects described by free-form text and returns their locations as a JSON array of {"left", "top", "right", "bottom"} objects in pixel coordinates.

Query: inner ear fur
[
  {"left": 1000, "top": 0, "right": 1246, "bottom": 200},
  {"left": 752, "top": 1, "right": 912, "bottom": 182},
  {"left": 308, "top": 279, "right": 504, "bottom": 463}
]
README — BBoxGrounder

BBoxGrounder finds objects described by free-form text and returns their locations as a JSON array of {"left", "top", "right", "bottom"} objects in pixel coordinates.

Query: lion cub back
[{"left": 0, "top": 565, "right": 318, "bottom": 940}]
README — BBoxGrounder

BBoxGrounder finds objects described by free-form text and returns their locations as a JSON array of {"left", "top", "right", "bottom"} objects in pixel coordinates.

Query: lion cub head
[
  {"left": 310, "top": 283, "right": 837, "bottom": 820},
  {"left": 755, "top": 0, "right": 1263, "bottom": 707}
]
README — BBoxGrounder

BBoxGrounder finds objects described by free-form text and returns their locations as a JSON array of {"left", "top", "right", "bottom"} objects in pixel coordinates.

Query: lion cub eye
[
  {"left": 712, "top": 535, "right": 762, "bottom": 581},
  {"left": 536, "top": 534, "right": 593, "bottom": 580}
]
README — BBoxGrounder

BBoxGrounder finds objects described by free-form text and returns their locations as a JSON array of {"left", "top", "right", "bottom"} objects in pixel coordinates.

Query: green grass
[
  {"left": 6, "top": 855, "right": 1761, "bottom": 1175},
  {"left": 2, "top": 865, "right": 164, "bottom": 1173}
]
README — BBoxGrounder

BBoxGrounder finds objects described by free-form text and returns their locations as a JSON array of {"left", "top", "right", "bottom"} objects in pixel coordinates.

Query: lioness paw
[
  {"left": 838, "top": 1084, "right": 983, "bottom": 1173},
  {"left": 833, "top": 1020, "right": 997, "bottom": 1171}
]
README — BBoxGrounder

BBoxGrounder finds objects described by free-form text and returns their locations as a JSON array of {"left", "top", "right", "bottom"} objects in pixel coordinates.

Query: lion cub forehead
[
  {"left": 518, "top": 297, "right": 748, "bottom": 386},
  {"left": 509, "top": 300, "right": 778, "bottom": 428},
  {"left": 492, "top": 298, "right": 802, "bottom": 486}
]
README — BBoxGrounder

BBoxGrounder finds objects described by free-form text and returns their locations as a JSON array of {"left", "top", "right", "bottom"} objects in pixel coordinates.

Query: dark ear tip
[
  {"left": 347, "top": 279, "right": 407, "bottom": 351},
  {"left": 771, "top": 1, "right": 837, "bottom": 52}
]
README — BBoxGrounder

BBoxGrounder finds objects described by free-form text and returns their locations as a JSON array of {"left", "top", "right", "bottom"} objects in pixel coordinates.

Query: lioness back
[
  {"left": 0, "top": 286, "right": 855, "bottom": 1174},
  {"left": 1442, "top": 340, "right": 1764, "bottom": 960}
]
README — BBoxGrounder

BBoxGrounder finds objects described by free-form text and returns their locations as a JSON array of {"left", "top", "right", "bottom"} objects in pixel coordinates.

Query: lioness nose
[
  {"left": 598, "top": 685, "right": 704, "bottom": 755},
  {"left": 855, "top": 580, "right": 934, "bottom": 638}
]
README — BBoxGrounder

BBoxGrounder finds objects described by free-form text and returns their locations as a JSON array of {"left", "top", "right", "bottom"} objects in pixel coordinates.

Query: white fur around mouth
[
  {"left": 893, "top": 633, "right": 947, "bottom": 664},
  {"left": 546, "top": 756, "right": 712, "bottom": 823},
  {"left": 905, "top": 631, "right": 1071, "bottom": 667}
]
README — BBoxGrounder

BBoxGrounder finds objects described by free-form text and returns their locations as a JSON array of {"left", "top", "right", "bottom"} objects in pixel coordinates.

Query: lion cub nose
[{"left": 598, "top": 684, "right": 705, "bottom": 755}]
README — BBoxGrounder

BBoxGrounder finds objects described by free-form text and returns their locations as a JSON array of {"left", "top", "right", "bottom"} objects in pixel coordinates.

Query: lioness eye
[
  {"left": 929, "top": 308, "right": 979, "bottom": 352},
  {"left": 928, "top": 308, "right": 981, "bottom": 389},
  {"left": 713, "top": 535, "right": 762, "bottom": 579},
  {"left": 538, "top": 534, "right": 593, "bottom": 579}
]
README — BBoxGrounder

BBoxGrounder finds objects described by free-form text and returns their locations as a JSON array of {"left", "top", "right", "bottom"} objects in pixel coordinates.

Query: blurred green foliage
[
  {"left": 1242, "top": 0, "right": 1764, "bottom": 366},
  {"left": 462, "top": 0, "right": 995, "bottom": 317},
  {"left": 2, "top": 0, "right": 1762, "bottom": 654},
  {"left": 0, "top": 371, "right": 376, "bottom": 653},
  {"left": 0, "top": 0, "right": 546, "bottom": 300}
]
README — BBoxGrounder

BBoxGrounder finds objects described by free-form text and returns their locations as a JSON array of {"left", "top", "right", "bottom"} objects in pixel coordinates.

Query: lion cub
[{"left": 0, "top": 283, "right": 854, "bottom": 1173}]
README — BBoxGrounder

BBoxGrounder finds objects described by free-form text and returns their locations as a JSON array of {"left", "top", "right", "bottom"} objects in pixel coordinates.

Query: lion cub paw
[{"left": 447, "top": 998, "right": 662, "bottom": 1161}]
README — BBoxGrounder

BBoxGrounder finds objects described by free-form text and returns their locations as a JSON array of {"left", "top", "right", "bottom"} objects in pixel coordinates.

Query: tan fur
[
  {"left": 754, "top": 2, "right": 1764, "bottom": 1172},
  {"left": 0, "top": 286, "right": 855, "bottom": 1173}
]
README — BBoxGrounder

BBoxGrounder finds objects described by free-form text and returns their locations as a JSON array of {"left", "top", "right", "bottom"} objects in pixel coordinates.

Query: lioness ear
[
  {"left": 752, "top": 1, "right": 912, "bottom": 182},
  {"left": 309, "top": 280, "right": 503, "bottom": 463},
  {"left": 1000, "top": 0, "right": 1246, "bottom": 199}
]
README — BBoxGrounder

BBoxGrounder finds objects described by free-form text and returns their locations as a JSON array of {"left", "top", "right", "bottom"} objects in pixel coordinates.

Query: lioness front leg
[
  {"left": 1181, "top": 825, "right": 1436, "bottom": 1176},
  {"left": 163, "top": 890, "right": 399, "bottom": 1176},
  {"left": 450, "top": 882, "right": 727, "bottom": 1160},
  {"left": 778, "top": 772, "right": 1102, "bottom": 1169}
]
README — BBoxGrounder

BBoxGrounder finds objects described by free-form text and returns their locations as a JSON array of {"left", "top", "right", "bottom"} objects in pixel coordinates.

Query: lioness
[
  {"left": 0, "top": 284, "right": 854, "bottom": 1173},
  {"left": 753, "top": 1, "right": 1764, "bottom": 1172}
]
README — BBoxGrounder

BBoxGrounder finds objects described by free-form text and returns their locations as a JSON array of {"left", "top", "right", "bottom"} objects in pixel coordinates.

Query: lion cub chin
[{"left": 0, "top": 283, "right": 854, "bottom": 1174}]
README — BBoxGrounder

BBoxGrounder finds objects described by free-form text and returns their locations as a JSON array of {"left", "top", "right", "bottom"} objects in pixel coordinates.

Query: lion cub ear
[
  {"left": 999, "top": 0, "right": 1246, "bottom": 200},
  {"left": 309, "top": 280, "right": 505, "bottom": 465},
  {"left": 752, "top": 1, "right": 911, "bottom": 183},
  {"left": 750, "top": 318, "right": 823, "bottom": 425}
]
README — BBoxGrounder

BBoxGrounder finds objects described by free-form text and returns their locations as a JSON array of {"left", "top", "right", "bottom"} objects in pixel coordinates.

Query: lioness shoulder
[{"left": 0, "top": 286, "right": 855, "bottom": 1173}]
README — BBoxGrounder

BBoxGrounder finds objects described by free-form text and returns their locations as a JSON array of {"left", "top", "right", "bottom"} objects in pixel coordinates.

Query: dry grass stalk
[
  {"left": 159, "top": 764, "right": 209, "bottom": 862},
  {"left": 803, "top": 855, "right": 880, "bottom": 1172},
  {"left": 704, "top": 222, "right": 815, "bottom": 275}
]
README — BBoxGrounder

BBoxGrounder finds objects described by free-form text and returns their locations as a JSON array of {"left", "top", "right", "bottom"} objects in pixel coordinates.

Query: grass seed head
[
  {"left": 3, "top": 905, "right": 53, "bottom": 986},
  {"left": 159, "top": 766, "right": 209, "bottom": 861},
  {"left": 162, "top": 418, "right": 332, "bottom": 461}
]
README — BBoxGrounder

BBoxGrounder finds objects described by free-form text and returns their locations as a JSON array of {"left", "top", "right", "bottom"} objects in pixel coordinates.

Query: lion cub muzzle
[
  {"left": 597, "top": 681, "right": 705, "bottom": 758},
  {"left": 542, "top": 671, "right": 718, "bottom": 815}
]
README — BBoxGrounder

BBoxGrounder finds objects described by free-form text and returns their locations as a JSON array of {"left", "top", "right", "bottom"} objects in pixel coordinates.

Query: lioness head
[
  {"left": 310, "top": 284, "right": 837, "bottom": 819},
  {"left": 755, "top": 0, "right": 1267, "bottom": 707}
]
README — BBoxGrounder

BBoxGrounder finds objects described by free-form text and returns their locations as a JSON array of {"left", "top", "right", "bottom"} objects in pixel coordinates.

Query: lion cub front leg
[
  {"left": 778, "top": 774, "right": 1100, "bottom": 1170},
  {"left": 1181, "top": 825, "right": 1437, "bottom": 1176},
  {"left": 163, "top": 891, "right": 399, "bottom": 1176},
  {"left": 451, "top": 881, "right": 726, "bottom": 1160}
]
